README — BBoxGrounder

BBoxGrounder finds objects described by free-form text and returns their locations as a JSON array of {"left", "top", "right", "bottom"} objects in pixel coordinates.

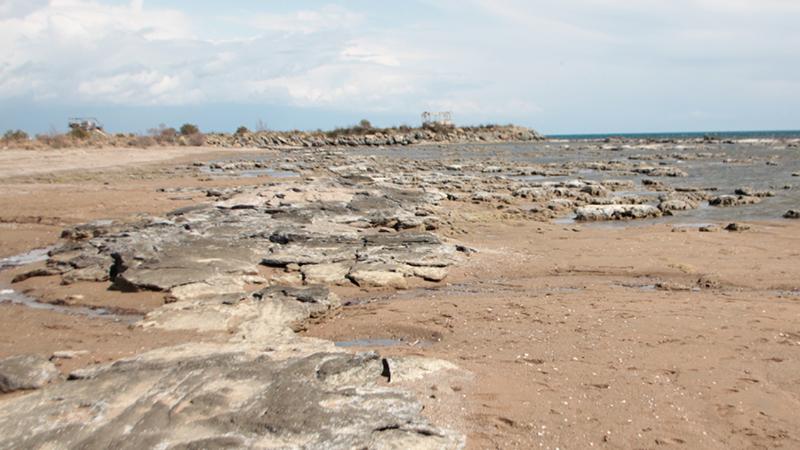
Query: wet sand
[
  {"left": 1, "top": 144, "right": 798, "bottom": 449},
  {"left": 307, "top": 216, "right": 800, "bottom": 449},
  {"left": 0, "top": 147, "right": 268, "bottom": 377}
]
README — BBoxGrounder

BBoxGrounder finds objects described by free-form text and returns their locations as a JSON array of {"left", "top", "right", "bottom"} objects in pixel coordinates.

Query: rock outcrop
[
  {"left": 575, "top": 204, "right": 662, "bottom": 221},
  {"left": 204, "top": 125, "right": 544, "bottom": 148},
  {"left": 709, "top": 195, "right": 761, "bottom": 207},
  {"left": 0, "top": 343, "right": 463, "bottom": 449},
  {"left": 2, "top": 159, "right": 468, "bottom": 449},
  {"left": 0, "top": 355, "right": 59, "bottom": 394}
]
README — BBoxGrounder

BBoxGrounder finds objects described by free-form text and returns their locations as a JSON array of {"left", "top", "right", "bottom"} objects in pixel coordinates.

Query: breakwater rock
[{"left": 205, "top": 125, "right": 544, "bottom": 148}]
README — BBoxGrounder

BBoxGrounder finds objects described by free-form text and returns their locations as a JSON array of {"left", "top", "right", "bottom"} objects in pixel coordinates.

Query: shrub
[
  {"left": 359, "top": 119, "right": 372, "bottom": 130},
  {"left": 36, "top": 133, "right": 71, "bottom": 149},
  {"left": 148, "top": 124, "right": 178, "bottom": 144},
  {"left": 422, "top": 122, "right": 455, "bottom": 133},
  {"left": 129, "top": 135, "right": 156, "bottom": 148},
  {"left": 180, "top": 123, "right": 200, "bottom": 136},
  {"left": 3, "top": 129, "right": 29, "bottom": 141},
  {"left": 235, "top": 126, "right": 249, "bottom": 135},
  {"left": 70, "top": 127, "right": 90, "bottom": 139},
  {"left": 187, "top": 133, "right": 206, "bottom": 146}
]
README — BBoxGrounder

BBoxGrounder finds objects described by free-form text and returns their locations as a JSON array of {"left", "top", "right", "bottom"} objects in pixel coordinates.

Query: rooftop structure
[
  {"left": 421, "top": 111, "right": 453, "bottom": 127},
  {"left": 68, "top": 117, "right": 104, "bottom": 132}
]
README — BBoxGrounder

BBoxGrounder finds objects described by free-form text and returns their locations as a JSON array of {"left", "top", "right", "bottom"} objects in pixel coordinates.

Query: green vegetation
[
  {"left": 421, "top": 121, "right": 456, "bottom": 133},
  {"left": 69, "top": 127, "right": 90, "bottom": 139},
  {"left": 323, "top": 119, "right": 379, "bottom": 137},
  {"left": 180, "top": 123, "right": 200, "bottom": 136},
  {"left": 2, "top": 129, "right": 28, "bottom": 141},
  {"left": 8, "top": 120, "right": 525, "bottom": 150},
  {"left": 147, "top": 124, "right": 178, "bottom": 144}
]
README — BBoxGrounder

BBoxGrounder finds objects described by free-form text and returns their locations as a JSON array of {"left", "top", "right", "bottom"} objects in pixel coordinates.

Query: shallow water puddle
[
  {"left": 0, "top": 248, "right": 142, "bottom": 323},
  {"left": 334, "top": 338, "right": 433, "bottom": 348},
  {"left": 0, "top": 287, "right": 141, "bottom": 323},
  {"left": 200, "top": 166, "right": 298, "bottom": 179},
  {"left": 335, "top": 338, "right": 405, "bottom": 348},
  {"left": 0, "top": 246, "right": 52, "bottom": 271}
]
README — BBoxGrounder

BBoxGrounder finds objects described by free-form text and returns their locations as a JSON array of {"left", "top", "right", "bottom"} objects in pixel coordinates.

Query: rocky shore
[
  {"left": 0, "top": 159, "right": 471, "bottom": 449},
  {"left": 205, "top": 125, "right": 544, "bottom": 148},
  {"left": 3, "top": 124, "right": 544, "bottom": 150},
  {"left": 0, "top": 135, "right": 798, "bottom": 449}
]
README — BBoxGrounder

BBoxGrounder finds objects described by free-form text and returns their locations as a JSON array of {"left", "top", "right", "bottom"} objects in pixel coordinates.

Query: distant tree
[
  {"left": 359, "top": 119, "right": 372, "bottom": 130},
  {"left": 180, "top": 123, "right": 200, "bottom": 135},
  {"left": 149, "top": 124, "right": 176, "bottom": 137},
  {"left": 255, "top": 119, "right": 268, "bottom": 132},
  {"left": 235, "top": 126, "right": 250, "bottom": 135},
  {"left": 3, "top": 129, "right": 28, "bottom": 141}
]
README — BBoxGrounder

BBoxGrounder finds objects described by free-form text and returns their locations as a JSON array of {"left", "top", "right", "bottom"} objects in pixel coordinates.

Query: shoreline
[{"left": 0, "top": 141, "right": 798, "bottom": 448}]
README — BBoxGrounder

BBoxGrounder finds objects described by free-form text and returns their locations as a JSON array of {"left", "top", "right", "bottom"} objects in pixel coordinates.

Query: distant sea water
[{"left": 548, "top": 130, "right": 800, "bottom": 140}]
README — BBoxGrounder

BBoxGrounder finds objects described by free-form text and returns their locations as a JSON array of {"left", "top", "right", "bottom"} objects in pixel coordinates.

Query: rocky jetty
[
  {"left": 10, "top": 125, "right": 544, "bottom": 150},
  {"left": 204, "top": 125, "right": 544, "bottom": 148}
]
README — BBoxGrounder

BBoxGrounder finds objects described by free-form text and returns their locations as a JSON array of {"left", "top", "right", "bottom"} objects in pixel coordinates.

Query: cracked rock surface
[
  {"left": 0, "top": 346, "right": 462, "bottom": 449},
  {"left": 1, "top": 161, "right": 466, "bottom": 449}
]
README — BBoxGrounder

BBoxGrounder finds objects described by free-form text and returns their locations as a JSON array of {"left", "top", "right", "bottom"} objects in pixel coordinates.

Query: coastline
[{"left": 0, "top": 139, "right": 798, "bottom": 449}]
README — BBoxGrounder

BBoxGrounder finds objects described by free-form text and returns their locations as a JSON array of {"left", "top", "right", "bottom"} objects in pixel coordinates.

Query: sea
[{"left": 547, "top": 130, "right": 800, "bottom": 140}]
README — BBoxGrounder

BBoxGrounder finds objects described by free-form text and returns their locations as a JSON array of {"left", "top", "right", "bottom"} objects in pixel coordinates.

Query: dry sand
[{"left": 1, "top": 146, "right": 799, "bottom": 449}]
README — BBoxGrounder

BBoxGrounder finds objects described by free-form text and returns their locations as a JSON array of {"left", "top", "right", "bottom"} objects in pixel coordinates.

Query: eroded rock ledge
[
  {"left": 0, "top": 343, "right": 462, "bottom": 449},
  {"left": 1, "top": 174, "right": 467, "bottom": 449}
]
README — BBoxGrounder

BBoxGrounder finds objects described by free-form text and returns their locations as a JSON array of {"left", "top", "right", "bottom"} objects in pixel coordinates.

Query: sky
[{"left": 1, "top": 0, "right": 799, "bottom": 135}]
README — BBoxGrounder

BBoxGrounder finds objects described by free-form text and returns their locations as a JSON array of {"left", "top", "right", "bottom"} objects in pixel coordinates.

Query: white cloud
[
  {"left": 0, "top": 1, "right": 423, "bottom": 109},
  {"left": 0, "top": 1, "right": 798, "bottom": 131},
  {"left": 248, "top": 5, "right": 364, "bottom": 34},
  {"left": 0, "top": 0, "right": 196, "bottom": 102},
  {"left": 340, "top": 42, "right": 401, "bottom": 67},
  {"left": 76, "top": 70, "right": 200, "bottom": 105}
]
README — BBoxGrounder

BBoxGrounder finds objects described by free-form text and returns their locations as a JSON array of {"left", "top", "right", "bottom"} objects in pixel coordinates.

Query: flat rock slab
[
  {"left": 709, "top": 195, "right": 761, "bottom": 207},
  {"left": 263, "top": 244, "right": 356, "bottom": 267},
  {"left": 301, "top": 262, "right": 352, "bottom": 284},
  {"left": 26, "top": 178, "right": 459, "bottom": 298},
  {"left": 348, "top": 265, "right": 409, "bottom": 289},
  {"left": 575, "top": 204, "right": 662, "bottom": 221},
  {"left": 0, "top": 354, "right": 59, "bottom": 393},
  {"left": 0, "top": 349, "right": 463, "bottom": 449}
]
